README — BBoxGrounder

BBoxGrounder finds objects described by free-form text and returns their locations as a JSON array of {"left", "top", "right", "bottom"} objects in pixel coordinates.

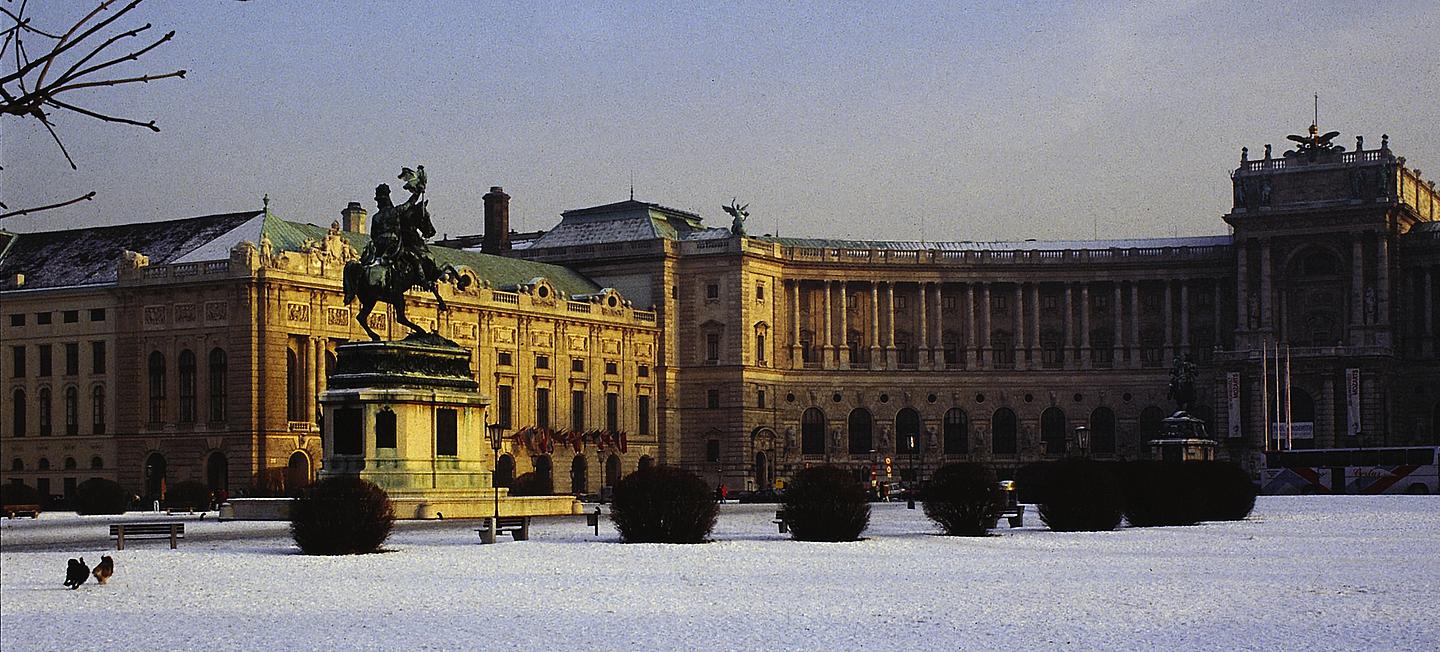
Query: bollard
[{"left": 586, "top": 506, "right": 601, "bottom": 536}]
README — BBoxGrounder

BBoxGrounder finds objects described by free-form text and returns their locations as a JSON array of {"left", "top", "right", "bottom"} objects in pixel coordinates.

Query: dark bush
[
  {"left": 1, "top": 482, "right": 43, "bottom": 507},
  {"left": 1037, "top": 459, "right": 1123, "bottom": 532},
  {"left": 74, "top": 478, "right": 129, "bottom": 515},
  {"left": 165, "top": 480, "right": 212, "bottom": 511},
  {"left": 1013, "top": 462, "right": 1052, "bottom": 505},
  {"left": 923, "top": 463, "right": 999, "bottom": 536},
  {"left": 781, "top": 465, "right": 871, "bottom": 542},
  {"left": 1123, "top": 461, "right": 1257, "bottom": 526},
  {"left": 507, "top": 471, "right": 553, "bottom": 497},
  {"left": 290, "top": 476, "right": 395, "bottom": 555},
  {"left": 609, "top": 465, "right": 718, "bottom": 543},
  {"left": 1195, "top": 461, "right": 1258, "bottom": 521}
]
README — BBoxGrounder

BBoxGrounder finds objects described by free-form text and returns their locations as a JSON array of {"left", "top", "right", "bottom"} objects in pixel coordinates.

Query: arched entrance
[
  {"left": 753, "top": 451, "right": 770, "bottom": 490},
  {"left": 637, "top": 455, "right": 653, "bottom": 472},
  {"left": 570, "top": 454, "right": 588, "bottom": 494},
  {"left": 992, "top": 408, "right": 1017, "bottom": 455},
  {"left": 801, "top": 408, "right": 826, "bottom": 455},
  {"left": 534, "top": 455, "right": 554, "bottom": 490},
  {"left": 495, "top": 454, "right": 515, "bottom": 488},
  {"left": 143, "top": 453, "right": 167, "bottom": 501},
  {"left": 286, "top": 451, "right": 311, "bottom": 492},
  {"left": 895, "top": 408, "right": 920, "bottom": 453},
  {"left": 1090, "top": 407, "right": 1116, "bottom": 456},
  {"left": 944, "top": 408, "right": 968, "bottom": 454},
  {"left": 206, "top": 451, "right": 229, "bottom": 491},
  {"left": 605, "top": 454, "right": 621, "bottom": 487},
  {"left": 1041, "top": 407, "right": 1066, "bottom": 455},
  {"left": 847, "top": 408, "right": 873, "bottom": 454}
]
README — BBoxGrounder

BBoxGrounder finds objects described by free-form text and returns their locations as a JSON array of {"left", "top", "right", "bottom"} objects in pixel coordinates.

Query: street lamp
[
  {"left": 907, "top": 433, "right": 917, "bottom": 509},
  {"left": 1073, "top": 425, "right": 1090, "bottom": 459},
  {"left": 487, "top": 420, "right": 505, "bottom": 541}
]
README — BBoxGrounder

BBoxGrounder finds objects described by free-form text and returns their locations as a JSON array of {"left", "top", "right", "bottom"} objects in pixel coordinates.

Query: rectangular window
[
  {"left": 571, "top": 359, "right": 585, "bottom": 373},
  {"left": 638, "top": 364, "right": 650, "bottom": 377},
  {"left": 497, "top": 351, "right": 513, "bottom": 366},
  {"left": 638, "top": 395, "right": 650, "bottom": 435},
  {"left": 333, "top": 408, "right": 363, "bottom": 456},
  {"left": 755, "top": 283, "right": 765, "bottom": 301},
  {"left": 62, "top": 310, "right": 79, "bottom": 324},
  {"left": 38, "top": 344, "right": 51, "bottom": 376},
  {"left": 605, "top": 361, "right": 617, "bottom": 375},
  {"left": 942, "top": 296, "right": 956, "bottom": 310},
  {"left": 375, "top": 410, "right": 397, "bottom": 449},
  {"left": 1144, "top": 294, "right": 1160, "bottom": 311},
  {"left": 36, "top": 312, "right": 51, "bottom": 325},
  {"left": 90, "top": 308, "right": 106, "bottom": 322},
  {"left": 535, "top": 355, "right": 549, "bottom": 370},
  {"left": 1043, "top": 294, "right": 1058, "bottom": 310},
  {"left": 706, "top": 284, "right": 719, "bottom": 300},
  {"left": 757, "top": 390, "right": 766, "bottom": 409},
  {"left": 895, "top": 296, "right": 907, "bottom": 310},
  {"left": 498, "top": 385, "right": 513, "bottom": 429},
  {"left": 571, "top": 390, "right": 585, "bottom": 431},
  {"left": 707, "top": 389, "right": 720, "bottom": 409},
  {"left": 64, "top": 343, "right": 79, "bottom": 375},
  {"left": 993, "top": 295, "right": 1009, "bottom": 312},
  {"left": 436, "top": 409, "right": 458, "bottom": 456},
  {"left": 756, "top": 334, "right": 766, "bottom": 362},
  {"left": 9, "top": 314, "right": 23, "bottom": 327},
  {"left": 1095, "top": 295, "right": 1109, "bottom": 310},
  {"left": 10, "top": 346, "right": 23, "bottom": 377},
  {"left": 536, "top": 388, "right": 550, "bottom": 429},
  {"left": 606, "top": 392, "right": 618, "bottom": 432},
  {"left": 706, "top": 439, "right": 721, "bottom": 463},
  {"left": 706, "top": 333, "right": 720, "bottom": 362},
  {"left": 91, "top": 341, "right": 106, "bottom": 374}
]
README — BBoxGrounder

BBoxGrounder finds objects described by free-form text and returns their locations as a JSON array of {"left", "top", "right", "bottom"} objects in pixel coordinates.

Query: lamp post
[
  {"left": 1073, "top": 425, "right": 1090, "bottom": 459},
  {"left": 906, "top": 433, "right": 917, "bottom": 509},
  {"left": 487, "top": 420, "right": 505, "bottom": 538}
]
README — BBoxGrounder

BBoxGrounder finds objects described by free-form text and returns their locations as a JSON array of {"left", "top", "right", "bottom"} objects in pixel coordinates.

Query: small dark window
[
  {"left": 757, "top": 390, "right": 766, "bottom": 408},
  {"left": 333, "top": 408, "right": 362, "bottom": 455},
  {"left": 497, "top": 351, "right": 513, "bottom": 366},
  {"left": 536, "top": 388, "right": 550, "bottom": 429},
  {"left": 638, "top": 395, "right": 651, "bottom": 435},
  {"left": 571, "top": 359, "right": 585, "bottom": 373},
  {"left": 605, "top": 362, "right": 617, "bottom": 375},
  {"left": 706, "top": 439, "right": 721, "bottom": 463},
  {"left": 11, "top": 346, "right": 24, "bottom": 377},
  {"left": 436, "top": 409, "right": 458, "bottom": 456},
  {"left": 638, "top": 364, "right": 649, "bottom": 377},
  {"left": 756, "top": 283, "right": 765, "bottom": 301},
  {"left": 706, "top": 284, "right": 720, "bottom": 300},
  {"left": 375, "top": 409, "right": 397, "bottom": 449},
  {"left": 91, "top": 341, "right": 106, "bottom": 374},
  {"left": 571, "top": 390, "right": 586, "bottom": 431},
  {"left": 498, "top": 385, "right": 513, "bottom": 429},
  {"left": 8, "top": 314, "right": 23, "bottom": 327},
  {"left": 535, "top": 355, "right": 549, "bottom": 370},
  {"left": 38, "top": 344, "right": 52, "bottom": 376},
  {"left": 707, "top": 389, "right": 720, "bottom": 409},
  {"left": 606, "top": 392, "right": 618, "bottom": 432},
  {"left": 36, "top": 312, "right": 52, "bottom": 325},
  {"left": 65, "top": 343, "right": 79, "bottom": 375},
  {"left": 90, "top": 308, "right": 106, "bottom": 322},
  {"left": 706, "top": 333, "right": 720, "bottom": 362},
  {"left": 62, "top": 310, "right": 79, "bottom": 323}
]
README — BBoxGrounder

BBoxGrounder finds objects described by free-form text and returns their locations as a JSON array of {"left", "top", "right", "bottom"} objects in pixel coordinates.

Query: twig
[
  {"left": 49, "top": 28, "right": 172, "bottom": 89},
  {"left": 46, "top": 69, "right": 186, "bottom": 95},
  {"left": 37, "top": 114, "right": 78, "bottom": 169},
  {"left": 45, "top": 97, "right": 157, "bottom": 130},
  {"left": 53, "top": 22, "right": 152, "bottom": 85},
  {"left": 0, "top": 191, "right": 96, "bottom": 220}
]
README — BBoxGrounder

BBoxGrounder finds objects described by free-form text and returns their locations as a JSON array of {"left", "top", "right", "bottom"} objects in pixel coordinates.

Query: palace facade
[{"left": 3, "top": 126, "right": 1438, "bottom": 500}]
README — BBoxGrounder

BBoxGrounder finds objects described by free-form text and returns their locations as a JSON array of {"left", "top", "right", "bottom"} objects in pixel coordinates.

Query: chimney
[
  {"left": 483, "top": 186, "right": 511, "bottom": 254},
  {"left": 341, "top": 201, "right": 367, "bottom": 234}
]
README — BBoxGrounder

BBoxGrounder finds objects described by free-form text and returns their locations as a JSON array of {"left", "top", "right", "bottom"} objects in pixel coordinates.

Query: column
[
  {"left": 979, "top": 284, "right": 991, "bottom": 369},
  {"left": 1080, "top": 283, "right": 1091, "bottom": 369},
  {"left": 836, "top": 281, "right": 849, "bottom": 369},
  {"left": 1129, "top": 282, "right": 1142, "bottom": 368},
  {"left": 884, "top": 282, "right": 897, "bottom": 369},
  {"left": 1029, "top": 284, "right": 1041, "bottom": 365},
  {"left": 934, "top": 284, "right": 946, "bottom": 371},
  {"left": 1259, "top": 239, "right": 1272, "bottom": 330},
  {"left": 1236, "top": 240, "right": 1249, "bottom": 331},
  {"left": 1013, "top": 284, "right": 1025, "bottom": 369},
  {"left": 1213, "top": 279, "right": 1223, "bottom": 349},
  {"left": 1163, "top": 281, "right": 1174, "bottom": 360},
  {"left": 304, "top": 336, "right": 318, "bottom": 424},
  {"left": 917, "top": 282, "right": 930, "bottom": 370},
  {"left": 1113, "top": 284, "right": 1123, "bottom": 365},
  {"left": 1351, "top": 238, "right": 1365, "bottom": 326},
  {"left": 821, "top": 280, "right": 834, "bottom": 369},
  {"left": 1180, "top": 281, "right": 1190, "bottom": 356},
  {"left": 790, "top": 280, "right": 803, "bottom": 369},
  {"left": 1063, "top": 284, "right": 1074, "bottom": 368},
  {"left": 870, "top": 283, "right": 882, "bottom": 369},
  {"left": 965, "top": 283, "right": 977, "bottom": 367},
  {"left": 1377, "top": 234, "right": 1390, "bottom": 324}
]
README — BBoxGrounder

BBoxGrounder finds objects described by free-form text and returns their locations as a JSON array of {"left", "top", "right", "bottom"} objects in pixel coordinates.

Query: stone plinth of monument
[
  {"left": 320, "top": 333, "right": 579, "bottom": 519},
  {"left": 1148, "top": 410, "right": 1218, "bottom": 463}
]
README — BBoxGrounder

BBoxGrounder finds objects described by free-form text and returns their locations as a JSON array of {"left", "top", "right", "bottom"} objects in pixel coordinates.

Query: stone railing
[
  {"left": 1238, "top": 148, "right": 1394, "bottom": 173},
  {"left": 781, "top": 244, "right": 1230, "bottom": 265}
]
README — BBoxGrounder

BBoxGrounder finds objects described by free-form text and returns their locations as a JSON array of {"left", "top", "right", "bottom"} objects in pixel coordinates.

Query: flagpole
[
  {"left": 1273, "top": 338, "right": 1283, "bottom": 450},
  {"left": 1261, "top": 339, "right": 1270, "bottom": 452},
  {"left": 1285, "top": 343, "right": 1294, "bottom": 450}
]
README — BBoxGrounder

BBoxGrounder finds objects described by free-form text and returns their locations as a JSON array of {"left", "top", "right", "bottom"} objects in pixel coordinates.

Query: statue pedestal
[
  {"left": 1149, "top": 410, "right": 1218, "bottom": 463},
  {"left": 320, "top": 334, "right": 579, "bottom": 519}
]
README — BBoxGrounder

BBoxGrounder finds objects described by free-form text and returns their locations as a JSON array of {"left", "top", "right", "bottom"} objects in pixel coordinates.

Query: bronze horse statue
[{"left": 343, "top": 169, "right": 468, "bottom": 341}]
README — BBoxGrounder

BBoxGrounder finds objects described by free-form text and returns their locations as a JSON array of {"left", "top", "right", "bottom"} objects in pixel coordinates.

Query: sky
[{"left": 2, "top": 0, "right": 1438, "bottom": 242}]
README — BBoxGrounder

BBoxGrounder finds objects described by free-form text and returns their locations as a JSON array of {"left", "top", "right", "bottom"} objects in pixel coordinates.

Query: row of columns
[
  {"left": 785, "top": 279, "right": 1222, "bottom": 371},
  {"left": 1236, "top": 234, "right": 1393, "bottom": 334}
]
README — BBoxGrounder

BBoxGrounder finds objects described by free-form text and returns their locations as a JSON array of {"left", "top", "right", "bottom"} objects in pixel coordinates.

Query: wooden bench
[
  {"left": 773, "top": 508, "right": 788, "bottom": 534},
  {"left": 109, "top": 522, "right": 185, "bottom": 550},
  {"left": 475, "top": 516, "right": 531, "bottom": 544},
  {"left": 4, "top": 504, "right": 41, "bottom": 519}
]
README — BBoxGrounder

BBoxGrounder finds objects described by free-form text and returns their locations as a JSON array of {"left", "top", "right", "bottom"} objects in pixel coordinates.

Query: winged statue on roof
[{"left": 723, "top": 198, "right": 748, "bottom": 236}]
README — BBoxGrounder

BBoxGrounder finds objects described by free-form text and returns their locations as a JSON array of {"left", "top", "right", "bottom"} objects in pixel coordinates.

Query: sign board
[
  {"left": 1226, "top": 372, "right": 1242, "bottom": 438},
  {"left": 1345, "top": 368, "right": 1362, "bottom": 437},
  {"left": 1272, "top": 422, "right": 1314, "bottom": 440}
]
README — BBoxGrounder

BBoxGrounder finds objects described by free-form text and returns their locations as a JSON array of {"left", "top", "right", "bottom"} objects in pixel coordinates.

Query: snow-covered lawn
[{"left": 3, "top": 497, "right": 1437, "bottom": 651}]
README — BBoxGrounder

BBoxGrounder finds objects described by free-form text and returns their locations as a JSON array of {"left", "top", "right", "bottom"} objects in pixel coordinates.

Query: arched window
[
  {"left": 1090, "top": 407, "right": 1116, "bottom": 456},
  {"left": 148, "top": 351, "right": 166, "bottom": 424},
  {"left": 64, "top": 386, "right": 78, "bottom": 435},
  {"left": 11, "top": 388, "right": 25, "bottom": 437},
  {"left": 37, "top": 457, "right": 50, "bottom": 470},
  {"left": 638, "top": 455, "right": 654, "bottom": 472},
  {"left": 992, "top": 408, "right": 1017, "bottom": 455},
  {"left": 801, "top": 408, "right": 826, "bottom": 455},
  {"left": 534, "top": 455, "right": 554, "bottom": 490},
  {"left": 495, "top": 454, "right": 516, "bottom": 488},
  {"left": 1138, "top": 406, "right": 1165, "bottom": 448},
  {"left": 91, "top": 456, "right": 103, "bottom": 470},
  {"left": 64, "top": 456, "right": 77, "bottom": 470},
  {"left": 605, "top": 454, "right": 622, "bottom": 487},
  {"left": 38, "top": 387, "right": 52, "bottom": 436},
  {"left": 91, "top": 385, "right": 105, "bottom": 434},
  {"left": 847, "top": 408, "right": 873, "bottom": 454},
  {"left": 208, "top": 348, "right": 227, "bottom": 422},
  {"left": 144, "top": 453, "right": 166, "bottom": 499},
  {"left": 286, "top": 349, "right": 302, "bottom": 421},
  {"left": 944, "top": 408, "right": 968, "bottom": 454},
  {"left": 895, "top": 408, "right": 921, "bottom": 453},
  {"left": 10, "top": 458, "right": 23, "bottom": 471},
  {"left": 570, "top": 454, "right": 588, "bottom": 494},
  {"left": 207, "top": 451, "right": 229, "bottom": 491},
  {"left": 1041, "top": 407, "right": 1066, "bottom": 455},
  {"left": 754, "top": 451, "right": 770, "bottom": 489},
  {"left": 178, "top": 349, "right": 196, "bottom": 423},
  {"left": 286, "top": 451, "right": 311, "bottom": 491}
]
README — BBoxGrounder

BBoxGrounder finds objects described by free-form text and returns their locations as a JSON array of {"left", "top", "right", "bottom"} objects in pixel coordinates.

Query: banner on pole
[
  {"left": 1346, "top": 368, "right": 1361, "bottom": 437},
  {"left": 1226, "top": 372, "right": 1242, "bottom": 438}
]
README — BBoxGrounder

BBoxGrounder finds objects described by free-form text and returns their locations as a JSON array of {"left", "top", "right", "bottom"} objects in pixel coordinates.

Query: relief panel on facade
[
  {"left": 205, "top": 301, "right": 228, "bottom": 323},
  {"left": 287, "top": 302, "right": 310, "bottom": 323},
  {"left": 493, "top": 326, "right": 516, "bottom": 345},
  {"left": 602, "top": 338, "right": 621, "bottom": 355},
  {"left": 568, "top": 334, "right": 589, "bottom": 352},
  {"left": 143, "top": 305, "right": 168, "bottom": 329},
  {"left": 532, "top": 331, "right": 554, "bottom": 349},
  {"left": 326, "top": 307, "right": 350, "bottom": 326},
  {"left": 175, "top": 303, "right": 197, "bottom": 324}
]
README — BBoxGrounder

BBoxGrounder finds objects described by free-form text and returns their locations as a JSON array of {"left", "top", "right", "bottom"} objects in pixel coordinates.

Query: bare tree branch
[
  {"left": 0, "top": 191, "right": 96, "bottom": 220},
  {"left": 45, "top": 96, "right": 157, "bottom": 130}
]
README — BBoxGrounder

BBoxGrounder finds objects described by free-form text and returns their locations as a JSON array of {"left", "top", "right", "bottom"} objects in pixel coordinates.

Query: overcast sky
[{"left": 3, "top": 0, "right": 1437, "bottom": 242}]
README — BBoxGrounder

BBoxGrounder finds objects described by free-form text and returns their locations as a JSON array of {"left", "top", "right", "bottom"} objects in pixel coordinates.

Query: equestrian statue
[{"left": 343, "top": 165, "right": 469, "bottom": 341}]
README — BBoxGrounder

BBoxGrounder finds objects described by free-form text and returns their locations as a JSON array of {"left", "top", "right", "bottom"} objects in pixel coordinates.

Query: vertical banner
[
  {"left": 1345, "top": 368, "right": 1361, "bottom": 437},
  {"left": 1226, "top": 372, "right": 1242, "bottom": 438}
]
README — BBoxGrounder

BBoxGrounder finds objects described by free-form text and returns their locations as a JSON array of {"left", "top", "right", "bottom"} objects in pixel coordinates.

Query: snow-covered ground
[{"left": 2, "top": 497, "right": 1437, "bottom": 651}]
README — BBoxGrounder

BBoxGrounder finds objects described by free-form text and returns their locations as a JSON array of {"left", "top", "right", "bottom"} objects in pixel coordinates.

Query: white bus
[{"left": 1260, "top": 446, "right": 1439, "bottom": 495}]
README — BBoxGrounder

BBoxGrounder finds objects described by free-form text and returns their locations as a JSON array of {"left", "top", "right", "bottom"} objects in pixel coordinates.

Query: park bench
[
  {"left": 4, "top": 504, "right": 41, "bottom": 518},
  {"left": 773, "top": 508, "right": 788, "bottom": 534},
  {"left": 475, "top": 516, "right": 531, "bottom": 544},
  {"left": 108, "top": 522, "right": 185, "bottom": 550}
]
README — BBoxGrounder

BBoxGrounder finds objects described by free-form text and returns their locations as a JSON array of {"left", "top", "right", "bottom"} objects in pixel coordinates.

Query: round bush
[
  {"left": 165, "top": 480, "right": 212, "bottom": 511},
  {"left": 923, "top": 463, "right": 999, "bottom": 536},
  {"left": 290, "top": 476, "right": 395, "bottom": 555},
  {"left": 781, "top": 466, "right": 871, "bottom": 542},
  {"left": 1037, "top": 459, "right": 1123, "bottom": 532},
  {"left": 73, "top": 478, "right": 130, "bottom": 515},
  {"left": 1, "top": 482, "right": 43, "bottom": 507},
  {"left": 609, "top": 465, "right": 718, "bottom": 543},
  {"left": 1196, "top": 461, "right": 1258, "bottom": 521},
  {"left": 1120, "top": 461, "right": 1203, "bottom": 527}
]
